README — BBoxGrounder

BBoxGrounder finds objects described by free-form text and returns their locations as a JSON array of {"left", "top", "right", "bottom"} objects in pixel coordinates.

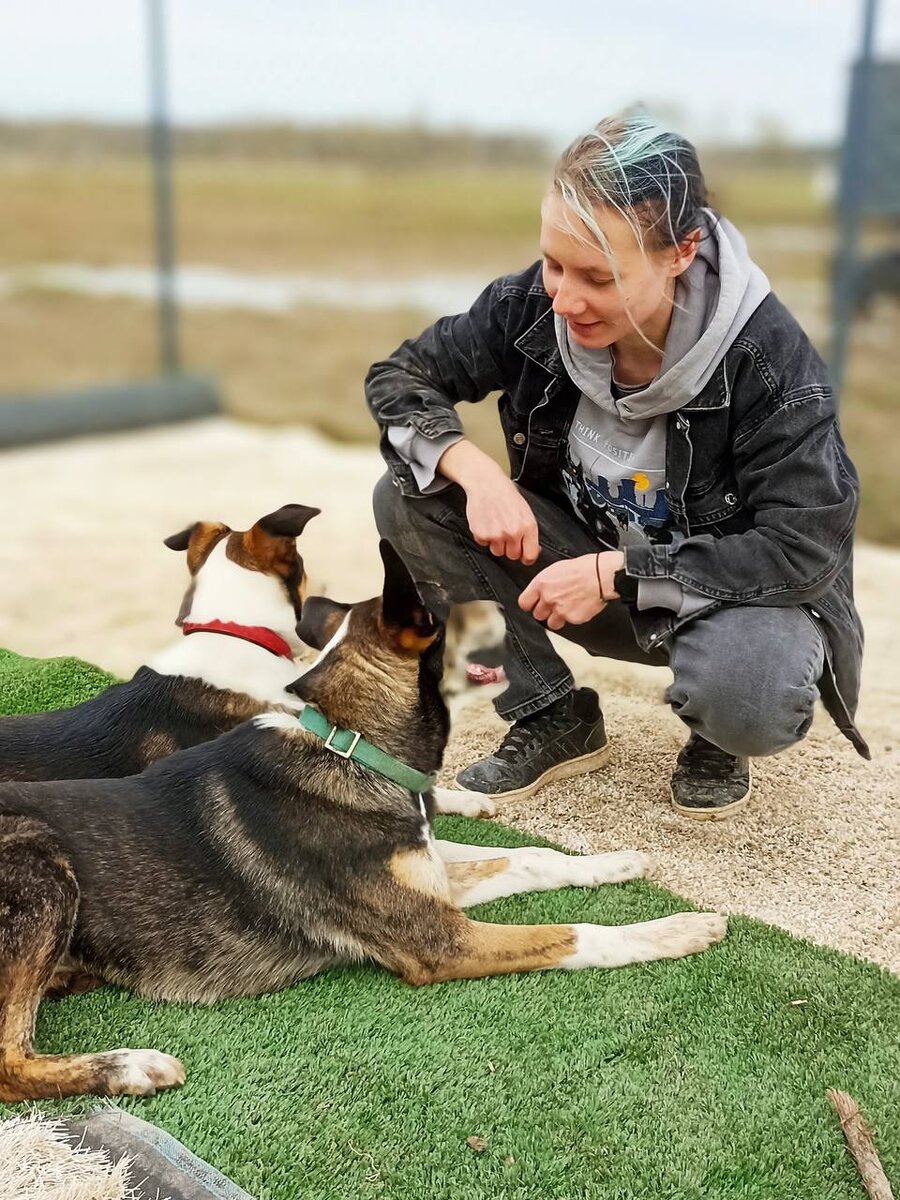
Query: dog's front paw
[
  {"left": 433, "top": 787, "right": 496, "bottom": 819},
  {"left": 102, "top": 1049, "right": 186, "bottom": 1096},
  {"left": 635, "top": 912, "right": 728, "bottom": 961},
  {"left": 588, "top": 850, "right": 655, "bottom": 883}
]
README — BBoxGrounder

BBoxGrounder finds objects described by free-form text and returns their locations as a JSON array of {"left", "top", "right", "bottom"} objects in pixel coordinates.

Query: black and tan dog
[
  {"left": 0, "top": 504, "right": 320, "bottom": 782},
  {"left": 0, "top": 543, "right": 726, "bottom": 1103}
]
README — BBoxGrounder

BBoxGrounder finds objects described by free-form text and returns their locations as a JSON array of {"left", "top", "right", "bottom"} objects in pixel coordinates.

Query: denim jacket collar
[
  {"left": 513, "top": 306, "right": 565, "bottom": 375},
  {"left": 512, "top": 302, "right": 732, "bottom": 412}
]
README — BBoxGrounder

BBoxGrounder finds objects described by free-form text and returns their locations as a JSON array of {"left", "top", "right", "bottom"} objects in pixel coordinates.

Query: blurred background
[{"left": 0, "top": 0, "right": 898, "bottom": 542}]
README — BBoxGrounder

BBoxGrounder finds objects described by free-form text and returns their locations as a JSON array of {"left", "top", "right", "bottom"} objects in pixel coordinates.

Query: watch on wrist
[{"left": 613, "top": 568, "right": 639, "bottom": 604}]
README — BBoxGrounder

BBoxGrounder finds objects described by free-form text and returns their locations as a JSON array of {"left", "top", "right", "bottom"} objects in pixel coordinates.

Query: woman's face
[{"left": 540, "top": 192, "right": 694, "bottom": 350}]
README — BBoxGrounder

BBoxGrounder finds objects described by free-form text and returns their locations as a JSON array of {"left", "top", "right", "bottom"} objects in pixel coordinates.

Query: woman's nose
[{"left": 551, "top": 278, "right": 588, "bottom": 317}]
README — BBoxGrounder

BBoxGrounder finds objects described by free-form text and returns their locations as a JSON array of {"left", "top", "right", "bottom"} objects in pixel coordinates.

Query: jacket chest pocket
[
  {"left": 501, "top": 378, "right": 575, "bottom": 483},
  {"left": 670, "top": 475, "right": 742, "bottom": 526},
  {"left": 668, "top": 411, "right": 741, "bottom": 527},
  {"left": 498, "top": 393, "right": 526, "bottom": 475}
]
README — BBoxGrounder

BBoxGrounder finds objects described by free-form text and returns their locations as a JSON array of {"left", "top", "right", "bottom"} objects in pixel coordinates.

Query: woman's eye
[{"left": 588, "top": 276, "right": 613, "bottom": 286}]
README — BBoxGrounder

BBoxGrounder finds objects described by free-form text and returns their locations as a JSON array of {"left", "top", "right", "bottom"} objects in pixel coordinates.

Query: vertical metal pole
[
  {"left": 830, "top": 0, "right": 879, "bottom": 400},
  {"left": 146, "top": 0, "right": 180, "bottom": 375}
]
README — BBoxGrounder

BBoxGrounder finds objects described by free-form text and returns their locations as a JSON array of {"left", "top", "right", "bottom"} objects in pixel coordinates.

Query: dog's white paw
[
  {"left": 103, "top": 1049, "right": 186, "bottom": 1096},
  {"left": 565, "top": 911, "right": 727, "bottom": 970},
  {"left": 586, "top": 850, "right": 654, "bottom": 883},
  {"left": 635, "top": 912, "right": 728, "bottom": 961},
  {"left": 433, "top": 787, "right": 496, "bottom": 819}
]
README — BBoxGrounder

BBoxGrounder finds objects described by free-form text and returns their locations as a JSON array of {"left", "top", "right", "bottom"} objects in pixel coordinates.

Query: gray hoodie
[{"left": 557, "top": 210, "right": 769, "bottom": 614}]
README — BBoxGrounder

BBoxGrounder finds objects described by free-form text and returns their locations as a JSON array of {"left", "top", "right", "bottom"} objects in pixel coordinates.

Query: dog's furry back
[{"left": 0, "top": 668, "right": 263, "bottom": 782}]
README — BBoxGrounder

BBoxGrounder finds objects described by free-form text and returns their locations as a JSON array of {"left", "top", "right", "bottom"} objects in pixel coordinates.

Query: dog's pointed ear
[
  {"left": 164, "top": 521, "right": 230, "bottom": 572},
  {"left": 380, "top": 539, "right": 439, "bottom": 652},
  {"left": 164, "top": 523, "right": 198, "bottom": 552},
  {"left": 256, "top": 504, "right": 321, "bottom": 539},
  {"left": 246, "top": 505, "right": 320, "bottom": 579},
  {"left": 296, "top": 595, "right": 351, "bottom": 651}
]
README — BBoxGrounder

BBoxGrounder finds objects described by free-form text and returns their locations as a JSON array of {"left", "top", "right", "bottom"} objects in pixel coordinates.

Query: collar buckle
[{"left": 323, "top": 725, "right": 362, "bottom": 759}]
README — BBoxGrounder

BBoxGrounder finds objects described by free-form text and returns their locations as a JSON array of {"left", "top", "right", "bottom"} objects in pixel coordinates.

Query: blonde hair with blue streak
[{"left": 552, "top": 113, "right": 709, "bottom": 263}]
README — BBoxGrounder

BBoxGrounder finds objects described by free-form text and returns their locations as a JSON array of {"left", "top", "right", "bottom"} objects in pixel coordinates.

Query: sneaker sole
[
  {"left": 457, "top": 742, "right": 612, "bottom": 803},
  {"left": 669, "top": 766, "right": 753, "bottom": 822}
]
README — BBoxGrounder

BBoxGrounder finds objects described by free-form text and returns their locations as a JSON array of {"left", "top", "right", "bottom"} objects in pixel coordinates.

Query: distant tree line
[
  {"left": 0, "top": 119, "right": 833, "bottom": 170},
  {"left": 0, "top": 119, "right": 552, "bottom": 168}
]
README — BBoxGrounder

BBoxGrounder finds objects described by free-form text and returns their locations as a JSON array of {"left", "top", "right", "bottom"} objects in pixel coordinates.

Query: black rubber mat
[{"left": 63, "top": 1109, "right": 255, "bottom": 1200}]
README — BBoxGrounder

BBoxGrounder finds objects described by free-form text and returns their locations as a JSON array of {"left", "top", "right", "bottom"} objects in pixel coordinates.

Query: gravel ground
[{"left": 1, "top": 417, "right": 896, "bottom": 972}]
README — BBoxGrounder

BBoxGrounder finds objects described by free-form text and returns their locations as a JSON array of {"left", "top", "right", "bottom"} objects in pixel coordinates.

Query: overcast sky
[{"left": 2, "top": 1, "right": 899, "bottom": 146}]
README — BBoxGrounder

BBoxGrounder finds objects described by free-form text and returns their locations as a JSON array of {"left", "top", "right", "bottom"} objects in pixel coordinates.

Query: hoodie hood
[{"left": 555, "top": 209, "right": 770, "bottom": 420}]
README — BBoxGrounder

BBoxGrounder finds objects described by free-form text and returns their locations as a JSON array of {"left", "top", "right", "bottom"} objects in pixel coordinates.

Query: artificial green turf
[
  {"left": 0, "top": 646, "right": 116, "bottom": 717},
  {"left": 0, "top": 648, "right": 897, "bottom": 1199}
]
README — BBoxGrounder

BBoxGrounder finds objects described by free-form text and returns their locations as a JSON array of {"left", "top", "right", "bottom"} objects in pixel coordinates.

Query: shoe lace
[
  {"left": 496, "top": 709, "right": 570, "bottom": 762},
  {"left": 680, "top": 737, "right": 740, "bottom": 780}
]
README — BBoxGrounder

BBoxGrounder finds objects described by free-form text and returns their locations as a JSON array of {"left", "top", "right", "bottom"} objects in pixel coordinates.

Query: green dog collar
[{"left": 297, "top": 705, "right": 437, "bottom": 794}]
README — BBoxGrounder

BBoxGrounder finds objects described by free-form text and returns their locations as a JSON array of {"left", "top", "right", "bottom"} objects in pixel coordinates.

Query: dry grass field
[{"left": 1, "top": 158, "right": 897, "bottom": 542}]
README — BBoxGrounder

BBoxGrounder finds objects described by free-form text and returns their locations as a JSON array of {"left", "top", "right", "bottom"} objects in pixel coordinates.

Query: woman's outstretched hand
[
  {"left": 438, "top": 439, "right": 540, "bottom": 563},
  {"left": 519, "top": 551, "right": 625, "bottom": 630}
]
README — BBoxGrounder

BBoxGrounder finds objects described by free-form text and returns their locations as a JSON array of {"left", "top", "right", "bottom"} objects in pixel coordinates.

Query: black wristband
[{"left": 613, "top": 568, "right": 639, "bottom": 605}]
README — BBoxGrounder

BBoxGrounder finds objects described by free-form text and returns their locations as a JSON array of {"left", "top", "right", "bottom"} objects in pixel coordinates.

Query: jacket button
[
  {"left": 512, "top": 432, "right": 527, "bottom": 447},
  {"left": 725, "top": 492, "right": 737, "bottom": 505}
]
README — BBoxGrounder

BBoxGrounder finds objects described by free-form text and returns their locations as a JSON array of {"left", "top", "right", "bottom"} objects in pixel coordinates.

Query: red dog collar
[{"left": 181, "top": 620, "right": 294, "bottom": 660}]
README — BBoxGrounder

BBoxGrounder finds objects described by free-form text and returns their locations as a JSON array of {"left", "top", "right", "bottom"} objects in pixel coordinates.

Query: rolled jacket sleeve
[
  {"left": 365, "top": 276, "right": 515, "bottom": 495},
  {"left": 386, "top": 427, "right": 464, "bottom": 494}
]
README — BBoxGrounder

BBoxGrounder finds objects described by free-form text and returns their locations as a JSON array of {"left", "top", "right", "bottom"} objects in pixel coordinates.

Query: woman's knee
[
  {"left": 675, "top": 687, "right": 818, "bottom": 758},
  {"left": 666, "top": 610, "right": 824, "bottom": 757},
  {"left": 372, "top": 473, "right": 465, "bottom": 540},
  {"left": 371, "top": 474, "right": 474, "bottom": 612}
]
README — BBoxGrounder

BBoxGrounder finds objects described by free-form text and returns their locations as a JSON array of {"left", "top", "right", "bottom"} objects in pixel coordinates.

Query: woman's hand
[
  {"left": 438, "top": 439, "right": 540, "bottom": 563},
  {"left": 519, "top": 551, "right": 625, "bottom": 630}
]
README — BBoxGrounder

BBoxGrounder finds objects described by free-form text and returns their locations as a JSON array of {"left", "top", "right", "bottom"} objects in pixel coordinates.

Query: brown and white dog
[
  {"left": 0, "top": 540, "right": 727, "bottom": 1104},
  {"left": 0, "top": 504, "right": 320, "bottom": 783},
  {"left": 441, "top": 601, "right": 507, "bottom": 724}
]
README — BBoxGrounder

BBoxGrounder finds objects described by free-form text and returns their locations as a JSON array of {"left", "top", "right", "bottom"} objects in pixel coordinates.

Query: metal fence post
[
  {"left": 146, "top": 0, "right": 181, "bottom": 375},
  {"left": 830, "top": 0, "right": 879, "bottom": 400}
]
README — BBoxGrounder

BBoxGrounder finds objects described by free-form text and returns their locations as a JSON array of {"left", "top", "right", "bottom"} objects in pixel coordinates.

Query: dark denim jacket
[{"left": 366, "top": 262, "right": 868, "bottom": 757}]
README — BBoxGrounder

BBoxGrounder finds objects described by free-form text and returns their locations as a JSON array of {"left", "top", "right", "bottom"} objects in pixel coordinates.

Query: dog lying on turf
[
  {"left": 0, "top": 504, "right": 320, "bottom": 782},
  {"left": 0, "top": 541, "right": 726, "bottom": 1102}
]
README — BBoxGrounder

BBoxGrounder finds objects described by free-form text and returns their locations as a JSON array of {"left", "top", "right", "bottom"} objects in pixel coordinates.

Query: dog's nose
[{"left": 295, "top": 619, "right": 318, "bottom": 650}]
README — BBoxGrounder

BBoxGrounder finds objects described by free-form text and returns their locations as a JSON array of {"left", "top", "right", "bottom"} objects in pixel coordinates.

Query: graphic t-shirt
[{"left": 561, "top": 378, "right": 673, "bottom": 551}]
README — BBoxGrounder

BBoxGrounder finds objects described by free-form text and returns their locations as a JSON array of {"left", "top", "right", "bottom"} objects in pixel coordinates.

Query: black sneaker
[
  {"left": 455, "top": 687, "right": 610, "bottom": 800},
  {"left": 669, "top": 734, "right": 752, "bottom": 820}
]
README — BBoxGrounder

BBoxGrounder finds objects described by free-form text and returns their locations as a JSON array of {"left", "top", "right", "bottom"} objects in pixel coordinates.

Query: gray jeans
[{"left": 373, "top": 474, "right": 825, "bottom": 758}]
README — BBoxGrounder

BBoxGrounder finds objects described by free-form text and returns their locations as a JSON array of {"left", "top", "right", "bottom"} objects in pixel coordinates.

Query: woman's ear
[{"left": 670, "top": 228, "right": 701, "bottom": 277}]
